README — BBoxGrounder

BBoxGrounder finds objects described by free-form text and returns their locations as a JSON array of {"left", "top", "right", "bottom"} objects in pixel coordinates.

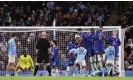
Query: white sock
[
  {"left": 6, "top": 71, "right": 9, "bottom": 76},
  {"left": 108, "top": 66, "right": 113, "bottom": 74},
  {"left": 52, "top": 69, "right": 55, "bottom": 76},
  {"left": 91, "top": 63, "right": 94, "bottom": 71},
  {"left": 66, "top": 66, "right": 71, "bottom": 76},
  {"left": 93, "top": 62, "right": 98, "bottom": 71},
  {"left": 99, "top": 61, "right": 103, "bottom": 70},
  {"left": 15, "top": 71, "right": 18, "bottom": 76},
  {"left": 73, "top": 66, "right": 79, "bottom": 76},
  {"left": 55, "top": 69, "right": 59, "bottom": 76},
  {"left": 93, "top": 55, "right": 98, "bottom": 71},
  {"left": 81, "top": 68, "right": 86, "bottom": 76},
  {"left": 90, "top": 57, "right": 94, "bottom": 71},
  {"left": 97, "top": 55, "right": 103, "bottom": 70}
]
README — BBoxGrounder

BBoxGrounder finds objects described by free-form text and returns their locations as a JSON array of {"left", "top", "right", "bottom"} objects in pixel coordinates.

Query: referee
[{"left": 34, "top": 32, "right": 51, "bottom": 76}]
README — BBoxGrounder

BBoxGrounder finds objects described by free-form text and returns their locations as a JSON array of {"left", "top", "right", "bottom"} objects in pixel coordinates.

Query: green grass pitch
[{"left": 0, "top": 76, "right": 133, "bottom": 80}]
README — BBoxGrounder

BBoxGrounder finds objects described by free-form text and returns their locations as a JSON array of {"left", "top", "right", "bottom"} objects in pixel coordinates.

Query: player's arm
[
  {"left": 78, "top": 36, "right": 83, "bottom": 44},
  {"left": 29, "top": 55, "right": 34, "bottom": 68},
  {"left": 51, "top": 47, "right": 57, "bottom": 61},
  {"left": 11, "top": 40, "right": 16, "bottom": 54},
  {"left": 36, "top": 41, "right": 39, "bottom": 55},
  {"left": 48, "top": 42, "right": 51, "bottom": 55},
  {"left": 48, "top": 47, "right": 51, "bottom": 55},
  {"left": 67, "top": 51, "right": 70, "bottom": 56},
  {"left": 118, "top": 38, "right": 121, "bottom": 46},
  {"left": 69, "top": 49, "right": 75, "bottom": 58},
  {"left": 16, "top": 56, "right": 22, "bottom": 67},
  {"left": 103, "top": 32, "right": 107, "bottom": 41},
  {"left": 66, "top": 50, "right": 69, "bottom": 55},
  {"left": 66, "top": 43, "right": 70, "bottom": 54},
  {"left": 88, "top": 33, "right": 93, "bottom": 42},
  {"left": 94, "top": 30, "right": 99, "bottom": 40},
  {"left": 107, "top": 36, "right": 111, "bottom": 42},
  {"left": 36, "top": 49, "right": 38, "bottom": 55},
  {"left": 74, "top": 49, "right": 78, "bottom": 59}
]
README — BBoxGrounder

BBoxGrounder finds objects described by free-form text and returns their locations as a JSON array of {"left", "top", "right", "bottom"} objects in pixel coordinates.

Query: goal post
[{"left": 0, "top": 26, "right": 125, "bottom": 76}]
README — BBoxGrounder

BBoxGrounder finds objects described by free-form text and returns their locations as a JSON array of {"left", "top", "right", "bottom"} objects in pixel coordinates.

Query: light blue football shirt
[
  {"left": 8, "top": 39, "right": 16, "bottom": 55},
  {"left": 105, "top": 46, "right": 115, "bottom": 61},
  {"left": 74, "top": 47, "right": 87, "bottom": 61},
  {"left": 69, "top": 48, "right": 76, "bottom": 56}
]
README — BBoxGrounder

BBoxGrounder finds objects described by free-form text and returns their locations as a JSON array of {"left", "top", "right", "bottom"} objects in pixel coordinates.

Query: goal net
[{"left": 0, "top": 26, "right": 125, "bottom": 76}]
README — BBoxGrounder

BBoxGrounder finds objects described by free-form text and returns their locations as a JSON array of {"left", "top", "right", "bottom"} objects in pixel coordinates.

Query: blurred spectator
[
  {"left": 47, "top": 1, "right": 55, "bottom": 9},
  {"left": 128, "top": 39, "right": 133, "bottom": 49},
  {"left": 124, "top": 27, "right": 133, "bottom": 70},
  {"left": 121, "top": 16, "right": 128, "bottom": 28},
  {"left": 0, "top": 1, "right": 113, "bottom": 27},
  {"left": 121, "top": 2, "right": 133, "bottom": 27},
  {"left": 126, "top": 54, "right": 133, "bottom": 70}
]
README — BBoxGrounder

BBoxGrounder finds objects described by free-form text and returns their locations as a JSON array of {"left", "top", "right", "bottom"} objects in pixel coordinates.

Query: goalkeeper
[{"left": 16, "top": 50, "right": 34, "bottom": 74}]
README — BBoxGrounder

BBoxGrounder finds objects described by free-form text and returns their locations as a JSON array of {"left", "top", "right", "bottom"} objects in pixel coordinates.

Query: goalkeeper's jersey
[{"left": 19, "top": 55, "right": 33, "bottom": 66}]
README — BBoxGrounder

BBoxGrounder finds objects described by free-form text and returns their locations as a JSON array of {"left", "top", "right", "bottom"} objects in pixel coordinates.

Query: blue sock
[
  {"left": 102, "top": 67, "right": 106, "bottom": 76},
  {"left": 6, "top": 71, "right": 9, "bottom": 75},
  {"left": 108, "top": 66, "right": 113, "bottom": 74},
  {"left": 7, "top": 71, "right": 14, "bottom": 76},
  {"left": 11, "top": 71, "right": 15, "bottom": 75},
  {"left": 81, "top": 68, "right": 86, "bottom": 75},
  {"left": 14, "top": 70, "right": 17, "bottom": 75},
  {"left": 74, "top": 67, "right": 79, "bottom": 75}
]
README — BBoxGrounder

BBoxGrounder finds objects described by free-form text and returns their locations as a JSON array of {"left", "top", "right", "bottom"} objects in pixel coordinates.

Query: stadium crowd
[
  {"left": 124, "top": 27, "right": 133, "bottom": 70},
  {"left": 0, "top": 1, "right": 113, "bottom": 26},
  {"left": 120, "top": 2, "right": 133, "bottom": 28}
]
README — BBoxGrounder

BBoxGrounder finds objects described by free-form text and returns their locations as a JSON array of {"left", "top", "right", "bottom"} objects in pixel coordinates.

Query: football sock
[{"left": 34, "top": 65, "right": 39, "bottom": 76}]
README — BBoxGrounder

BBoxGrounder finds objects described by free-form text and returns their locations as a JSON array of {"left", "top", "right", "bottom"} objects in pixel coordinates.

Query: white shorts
[
  {"left": 106, "top": 60, "right": 114, "bottom": 66},
  {"left": 8, "top": 55, "right": 15, "bottom": 63},
  {"left": 75, "top": 60, "right": 86, "bottom": 66}
]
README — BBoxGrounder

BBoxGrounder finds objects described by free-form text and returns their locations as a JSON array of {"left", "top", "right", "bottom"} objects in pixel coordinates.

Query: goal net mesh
[{"left": 0, "top": 27, "right": 125, "bottom": 76}]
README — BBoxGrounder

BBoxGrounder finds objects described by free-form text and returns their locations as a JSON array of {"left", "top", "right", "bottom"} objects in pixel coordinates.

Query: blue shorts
[
  {"left": 68, "top": 58, "right": 75, "bottom": 67},
  {"left": 51, "top": 61, "right": 59, "bottom": 67},
  {"left": 94, "top": 45, "right": 104, "bottom": 54},
  {"left": 87, "top": 48, "right": 95, "bottom": 57}
]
